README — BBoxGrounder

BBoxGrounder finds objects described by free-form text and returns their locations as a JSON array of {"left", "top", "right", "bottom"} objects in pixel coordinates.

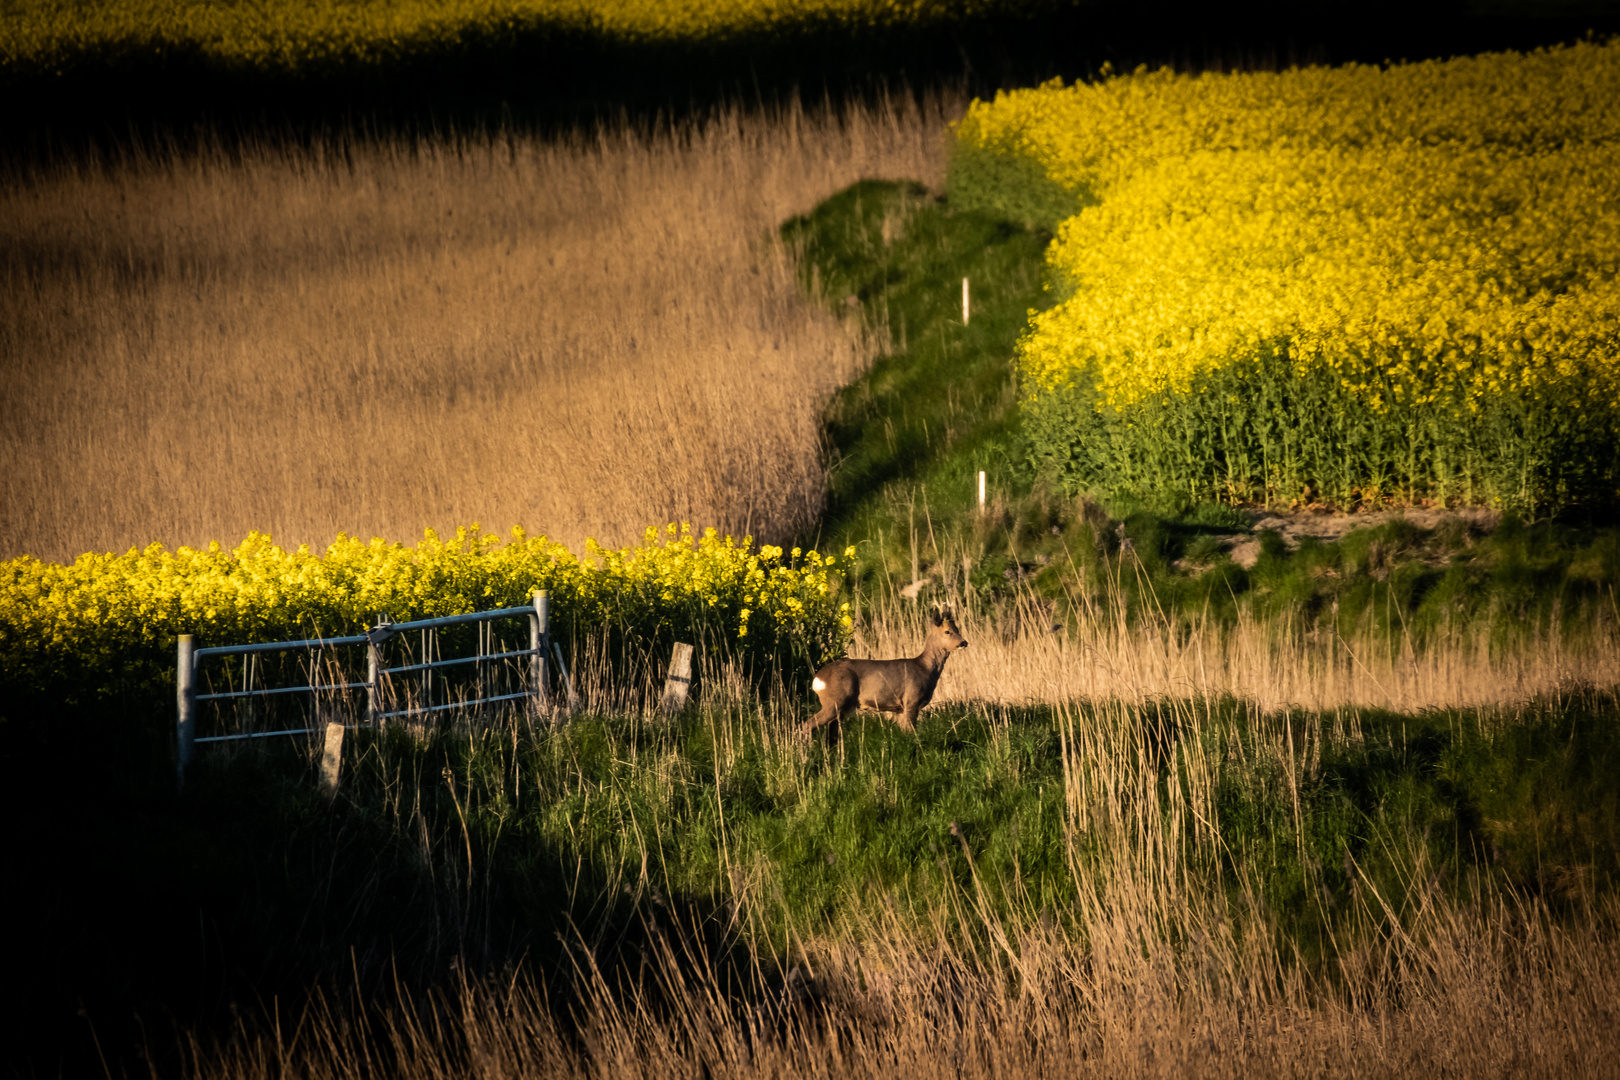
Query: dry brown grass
[
  {"left": 0, "top": 97, "right": 953, "bottom": 563},
  {"left": 184, "top": 909, "right": 1620, "bottom": 1080},
  {"left": 852, "top": 578, "right": 1620, "bottom": 713}
]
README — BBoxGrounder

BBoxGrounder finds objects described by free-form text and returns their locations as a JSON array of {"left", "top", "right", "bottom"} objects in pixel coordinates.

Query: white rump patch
[{"left": 812, "top": 677, "right": 826, "bottom": 691}]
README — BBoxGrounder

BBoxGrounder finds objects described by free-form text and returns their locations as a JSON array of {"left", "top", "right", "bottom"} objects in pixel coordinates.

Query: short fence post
[
  {"left": 176, "top": 634, "right": 196, "bottom": 793},
  {"left": 962, "top": 276, "right": 970, "bottom": 326},
  {"left": 320, "top": 722, "right": 344, "bottom": 798},
  {"left": 532, "top": 590, "right": 550, "bottom": 715},
  {"left": 661, "top": 642, "right": 694, "bottom": 717},
  {"left": 977, "top": 470, "right": 987, "bottom": 511}
]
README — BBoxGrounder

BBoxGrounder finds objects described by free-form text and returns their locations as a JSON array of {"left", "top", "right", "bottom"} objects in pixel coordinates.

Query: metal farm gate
[{"left": 174, "top": 589, "right": 573, "bottom": 790}]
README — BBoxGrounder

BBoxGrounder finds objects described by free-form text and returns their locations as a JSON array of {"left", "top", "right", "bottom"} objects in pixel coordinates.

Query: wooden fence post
[
  {"left": 320, "top": 723, "right": 344, "bottom": 798},
  {"left": 176, "top": 634, "right": 196, "bottom": 793},
  {"left": 661, "top": 642, "right": 694, "bottom": 716}
]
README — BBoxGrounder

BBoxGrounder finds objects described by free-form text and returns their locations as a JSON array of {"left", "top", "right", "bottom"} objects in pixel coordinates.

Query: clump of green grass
[{"left": 782, "top": 179, "right": 1052, "bottom": 577}]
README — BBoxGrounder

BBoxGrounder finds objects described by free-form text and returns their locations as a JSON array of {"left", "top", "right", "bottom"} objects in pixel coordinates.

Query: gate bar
[{"left": 177, "top": 592, "right": 558, "bottom": 789}]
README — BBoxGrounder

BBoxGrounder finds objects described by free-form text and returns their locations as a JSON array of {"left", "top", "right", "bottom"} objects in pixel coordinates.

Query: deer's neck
[{"left": 916, "top": 640, "right": 953, "bottom": 675}]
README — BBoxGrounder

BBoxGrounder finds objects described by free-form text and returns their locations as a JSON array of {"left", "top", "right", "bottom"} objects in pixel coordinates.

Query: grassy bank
[
  {"left": 191, "top": 683, "right": 1620, "bottom": 942},
  {"left": 13, "top": 670, "right": 1619, "bottom": 1075},
  {"left": 783, "top": 178, "right": 1049, "bottom": 550}
]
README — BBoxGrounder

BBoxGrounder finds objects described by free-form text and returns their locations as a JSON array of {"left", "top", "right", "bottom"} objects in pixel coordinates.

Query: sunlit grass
[{"left": 0, "top": 96, "right": 951, "bottom": 564}]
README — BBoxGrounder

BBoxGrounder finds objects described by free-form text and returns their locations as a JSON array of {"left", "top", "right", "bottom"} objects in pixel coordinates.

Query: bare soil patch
[{"left": 1222, "top": 506, "right": 1501, "bottom": 569}]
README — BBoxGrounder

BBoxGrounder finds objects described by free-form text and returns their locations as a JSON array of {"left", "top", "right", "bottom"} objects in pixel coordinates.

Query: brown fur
[{"left": 801, "top": 609, "right": 968, "bottom": 742}]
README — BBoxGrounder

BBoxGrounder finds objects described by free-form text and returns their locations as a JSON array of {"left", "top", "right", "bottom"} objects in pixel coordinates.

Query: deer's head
[{"left": 929, "top": 608, "right": 969, "bottom": 652}]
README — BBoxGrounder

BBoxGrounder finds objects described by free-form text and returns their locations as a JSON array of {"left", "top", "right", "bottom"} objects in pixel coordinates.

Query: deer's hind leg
[{"left": 801, "top": 688, "right": 852, "bottom": 745}]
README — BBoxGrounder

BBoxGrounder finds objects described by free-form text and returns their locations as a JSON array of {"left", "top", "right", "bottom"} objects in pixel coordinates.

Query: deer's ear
[{"left": 930, "top": 608, "right": 942, "bottom": 627}]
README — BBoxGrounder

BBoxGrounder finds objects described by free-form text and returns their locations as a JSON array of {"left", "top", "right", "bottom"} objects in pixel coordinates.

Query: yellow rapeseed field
[
  {"left": 1020, "top": 143, "right": 1620, "bottom": 413},
  {"left": 955, "top": 40, "right": 1620, "bottom": 206},
  {"left": 0, "top": 524, "right": 851, "bottom": 704},
  {"left": 3, "top": 0, "right": 1016, "bottom": 74},
  {"left": 953, "top": 40, "right": 1620, "bottom": 511}
]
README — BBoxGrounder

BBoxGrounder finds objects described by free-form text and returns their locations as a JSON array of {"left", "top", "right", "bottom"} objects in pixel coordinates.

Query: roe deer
[{"left": 801, "top": 608, "right": 968, "bottom": 741}]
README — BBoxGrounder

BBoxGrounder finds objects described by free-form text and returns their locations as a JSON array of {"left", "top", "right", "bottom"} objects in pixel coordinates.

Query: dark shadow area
[
  {"left": 0, "top": 698, "right": 735, "bottom": 1079},
  {"left": 6, "top": 5, "right": 1620, "bottom": 163}
]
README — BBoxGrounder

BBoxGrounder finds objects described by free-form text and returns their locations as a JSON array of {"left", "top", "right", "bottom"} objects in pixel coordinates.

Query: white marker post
[
  {"left": 962, "top": 277, "right": 971, "bottom": 326},
  {"left": 978, "top": 470, "right": 987, "bottom": 511}
]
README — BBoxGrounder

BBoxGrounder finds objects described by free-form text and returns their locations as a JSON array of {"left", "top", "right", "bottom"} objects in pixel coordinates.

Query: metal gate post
[
  {"left": 367, "top": 640, "right": 381, "bottom": 727},
  {"left": 531, "top": 590, "right": 550, "bottom": 713},
  {"left": 176, "top": 634, "right": 196, "bottom": 792}
]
